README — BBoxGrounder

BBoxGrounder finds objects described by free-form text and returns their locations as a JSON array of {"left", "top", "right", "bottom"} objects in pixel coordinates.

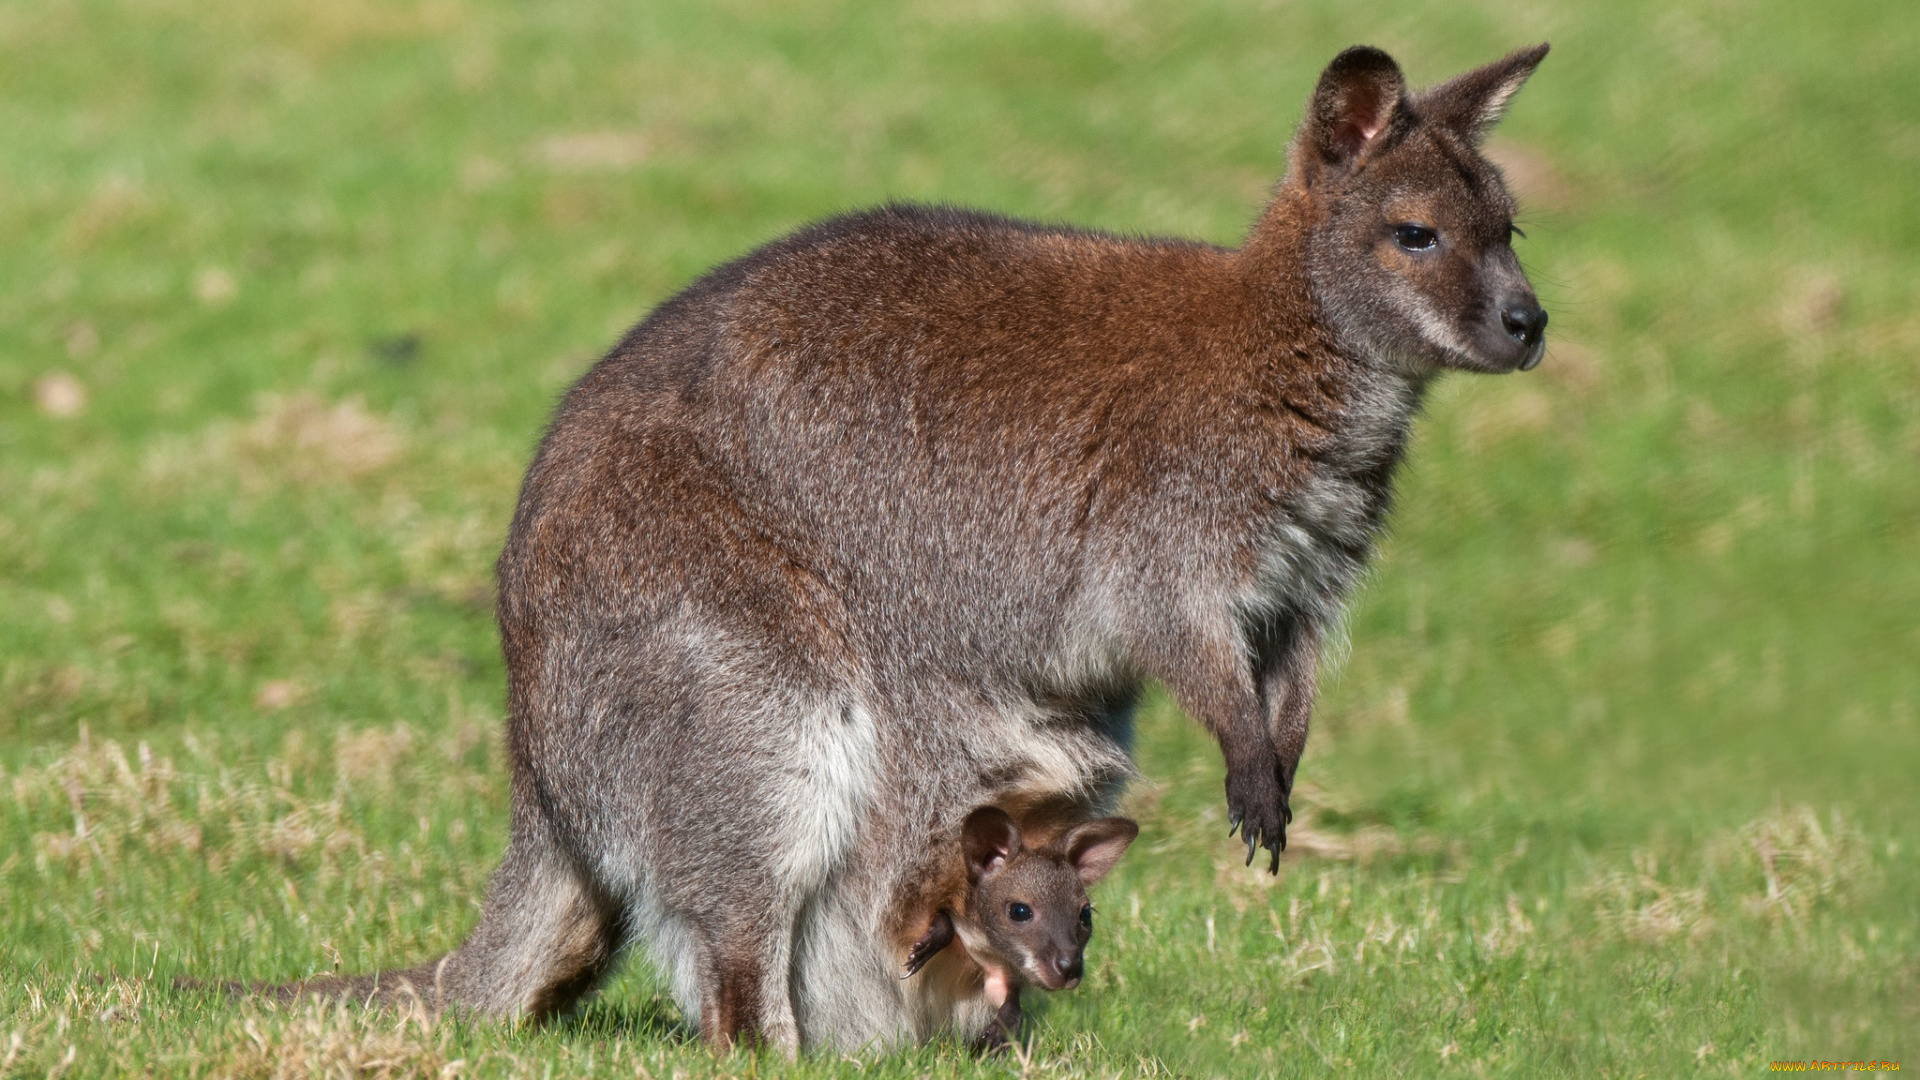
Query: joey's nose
[
  {"left": 1500, "top": 296, "right": 1548, "bottom": 346},
  {"left": 1054, "top": 956, "right": 1083, "bottom": 986}
]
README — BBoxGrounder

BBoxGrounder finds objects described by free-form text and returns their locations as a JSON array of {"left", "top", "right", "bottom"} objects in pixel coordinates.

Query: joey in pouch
[{"left": 901, "top": 808, "right": 1139, "bottom": 1051}]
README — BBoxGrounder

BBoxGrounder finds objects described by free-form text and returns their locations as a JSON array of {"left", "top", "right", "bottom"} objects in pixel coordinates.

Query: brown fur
[{"left": 228, "top": 44, "right": 1553, "bottom": 1053}]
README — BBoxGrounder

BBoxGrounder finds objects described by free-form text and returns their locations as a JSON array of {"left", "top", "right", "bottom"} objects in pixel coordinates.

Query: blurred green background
[{"left": 2, "top": 0, "right": 1914, "bottom": 1076}]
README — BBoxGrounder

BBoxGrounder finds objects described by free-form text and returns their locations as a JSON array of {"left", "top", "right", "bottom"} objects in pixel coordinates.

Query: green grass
[{"left": 3, "top": 0, "right": 1916, "bottom": 1075}]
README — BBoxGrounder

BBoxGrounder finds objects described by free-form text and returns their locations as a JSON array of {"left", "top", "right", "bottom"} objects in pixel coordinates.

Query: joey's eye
[
  {"left": 1079, "top": 904, "right": 1093, "bottom": 929},
  {"left": 1008, "top": 902, "right": 1033, "bottom": 923},
  {"left": 1394, "top": 224, "right": 1439, "bottom": 252}
]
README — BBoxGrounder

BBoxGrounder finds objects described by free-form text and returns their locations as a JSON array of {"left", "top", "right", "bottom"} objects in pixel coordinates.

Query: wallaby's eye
[
  {"left": 1079, "top": 904, "right": 1093, "bottom": 929},
  {"left": 1394, "top": 224, "right": 1439, "bottom": 252},
  {"left": 1008, "top": 902, "right": 1033, "bottom": 923}
]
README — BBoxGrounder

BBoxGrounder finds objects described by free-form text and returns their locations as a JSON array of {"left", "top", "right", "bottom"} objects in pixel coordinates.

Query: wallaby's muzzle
[
  {"left": 1501, "top": 293, "right": 1549, "bottom": 370},
  {"left": 1028, "top": 946, "right": 1085, "bottom": 990}
]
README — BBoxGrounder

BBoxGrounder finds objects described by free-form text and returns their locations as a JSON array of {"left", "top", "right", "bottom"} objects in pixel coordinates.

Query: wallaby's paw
[
  {"left": 1225, "top": 755, "right": 1289, "bottom": 874},
  {"left": 902, "top": 910, "right": 955, "bottom": 978},
  {"left": 971, "top": 1024, "right": 1013, "bottom": 1056}
]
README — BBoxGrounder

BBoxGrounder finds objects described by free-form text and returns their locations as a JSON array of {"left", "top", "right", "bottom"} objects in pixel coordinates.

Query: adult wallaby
[
  {"left": 315, "top": 42, "right": 1551, "bottom": 1052},
  {"left": 899, "top": 807, "right": 1138, "bottom": 1052}
]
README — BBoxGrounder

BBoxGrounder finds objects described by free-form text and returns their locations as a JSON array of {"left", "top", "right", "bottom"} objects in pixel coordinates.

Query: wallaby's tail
[
  {"left": 223, "top": 958, "right": 457, "bottom": 1010},
  {"left": 192, "top": 808, "right": 622, "bottom": 1023},
  {"left": 172, "top": 958, "right": 453, "bottom": 1012}
]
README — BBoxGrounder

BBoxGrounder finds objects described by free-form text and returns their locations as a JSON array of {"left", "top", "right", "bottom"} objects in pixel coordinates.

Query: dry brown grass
[
  {"left": 140, "top": 393, "right": 405, "bottom": 497},
  {"left": 218, "top": 995, "right": 464, "bottom": 1080},
  {"left": 1588, "top": 804, "right": 1877, "bottom": 946}
]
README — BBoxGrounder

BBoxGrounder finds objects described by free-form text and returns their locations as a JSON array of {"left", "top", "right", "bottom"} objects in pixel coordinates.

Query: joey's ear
[
  {"left": 1062, "top": 817, "right": 1139, "bottom": 886},
  {"left": 1296, "top": 46, "right": 1406, "bottom": 186},
  {"left": 961, "top": 807, "right": 1021, "bottom": 882},
  {"left": 1416, "top": 43, "right": 1549, "bottom": 145}
]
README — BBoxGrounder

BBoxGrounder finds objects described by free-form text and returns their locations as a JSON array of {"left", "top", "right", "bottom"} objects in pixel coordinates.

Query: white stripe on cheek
[{"left": 1403, "top": 288, "right": 1474, "bottom": 358}]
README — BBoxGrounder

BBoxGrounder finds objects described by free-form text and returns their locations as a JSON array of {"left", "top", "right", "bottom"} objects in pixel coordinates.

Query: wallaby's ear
[
  {"left": 961, "top": 807, "right": 1021, "bottom": 882},
  {"left": 1062, "top": 817, "right": 1139, "bottom": 886},
  {"left": 1416, "top": 43, "right": 1549, "bottom": 145},
  {"left": 1296, "top": 46, "right": 1407, "bottom": 187}
]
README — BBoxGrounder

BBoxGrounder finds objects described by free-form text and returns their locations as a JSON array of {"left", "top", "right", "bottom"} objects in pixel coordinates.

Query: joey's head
[
  {"left": 1279, "top": 44, "right": 1552, "bottom": 375},
  {"left": 960, "top": 807, "right": 1138, "bottom": 992}
]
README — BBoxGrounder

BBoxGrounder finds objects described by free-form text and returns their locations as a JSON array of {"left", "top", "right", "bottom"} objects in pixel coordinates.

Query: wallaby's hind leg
[
  {"left": 696, "top": 942, "right": 761, "bottom": 1051},
  {"left": 688, "top": 893, "right": 804, "bottom": 1055},
  {"left": 437, "top": 817, "right": 622, "bottom": 1021}
]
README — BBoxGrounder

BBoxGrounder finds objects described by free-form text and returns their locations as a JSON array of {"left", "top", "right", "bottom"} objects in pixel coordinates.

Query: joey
[{"left": 902, "top": 808, "right": 1138, "bottom": 1052}]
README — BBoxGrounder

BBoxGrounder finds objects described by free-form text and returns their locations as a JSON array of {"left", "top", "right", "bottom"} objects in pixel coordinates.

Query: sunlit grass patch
[
  {"left": 0, "top": 717, "right": 1914, "bottom": 1075},
  {"left": 3, "top": 0, "right": 1916, "bottom": 1074}
]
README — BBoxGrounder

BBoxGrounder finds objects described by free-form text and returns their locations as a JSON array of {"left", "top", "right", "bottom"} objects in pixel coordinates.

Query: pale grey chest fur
[{"left": 1251, "top": 363, "right": 1427, "bottom": 623}]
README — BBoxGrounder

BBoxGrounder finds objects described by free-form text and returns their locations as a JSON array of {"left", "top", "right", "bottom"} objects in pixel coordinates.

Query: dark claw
[
  {"left": 1229, "top": 814, "right": 1243, "bottom": 838},
  {"left": 1268, "top": 842, "right": 1281, "bottom": 875},
  {"left": 905, "top": 942, "right": 938, "bottom": 976},
  {"left": 1244, "top": 834, "right": 1256, "bottom": 866}
]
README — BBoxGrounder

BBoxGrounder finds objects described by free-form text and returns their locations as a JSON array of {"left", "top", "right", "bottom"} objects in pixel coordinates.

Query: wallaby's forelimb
[
  {"left": 973, "top": 992, "right": 1023, "bottom": 1054},
  {"left": 903, "top": 911, "right": 956, "bottom": 979}
]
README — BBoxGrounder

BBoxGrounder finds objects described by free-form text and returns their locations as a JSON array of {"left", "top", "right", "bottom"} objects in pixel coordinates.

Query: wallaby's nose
[
  {"left": 1500, "top": 296, "right": 1548, "bottom": 346},
  {"left": 1054, "top": 955, "right": 1083, "bottom": 986}
]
